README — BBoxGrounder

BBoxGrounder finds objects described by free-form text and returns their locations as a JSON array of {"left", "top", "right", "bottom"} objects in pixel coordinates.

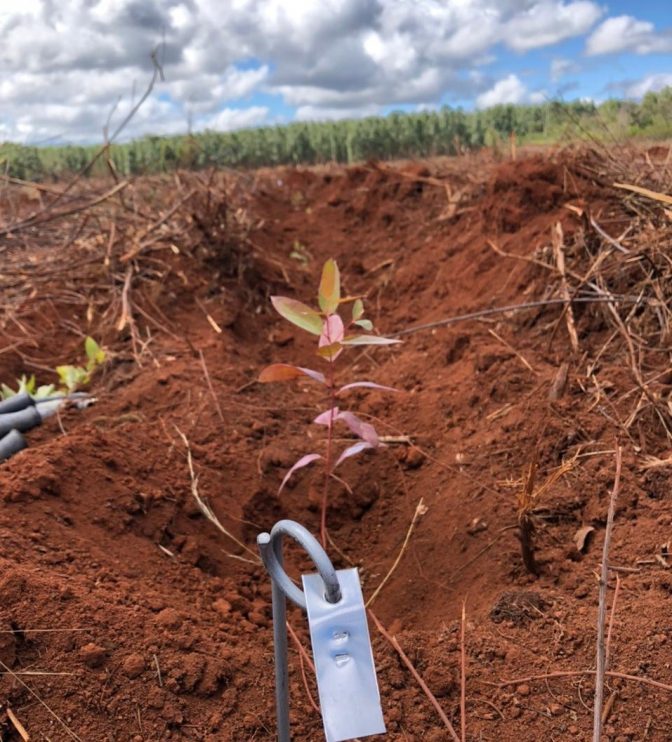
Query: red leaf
[
  {"left": 336, "top": 411, "right": 379, "bottom": 446},
  {"left": 334, "top": 441, "right": 374, "bottom": 469},
  {"left": 278, "top": 453, "right": 322, "bottom": 494},
  {"left": 337, "top": 381, "right": 398, "bottom": 394},
  {"left": 314, "top": 407, "right": 339, "bottom": 427},
  {"left": 259, "top": 364, "right": 326, "bottom": 385}
]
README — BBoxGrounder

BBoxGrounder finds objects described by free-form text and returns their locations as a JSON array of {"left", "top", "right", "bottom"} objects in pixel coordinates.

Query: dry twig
[
  {"left": 6, "top": 708, "right": 30, "bottom": 741},
  {"left": 494, "top": 669, "right": 672, "bottom": 694},
  {"left": 552, "top": 221, "right": 579, "bottom": 353},
  {"left": 366, "top": 498, "right": 426, "bottom": 607},
  {"left": 391, "top": 296, "right": 647, "bottom": 337},
  {"left": 594, "top": 445, "right": 623, "bottom": 741},
  {"left": 175, "top": 427, "right": 260, "bottom": 565},
  {"left": 0, "top": 660, "right": 82, "bottom": 741},
  {"left": 460, "top": 600, "right": 467, "bottom": 742},
  {"left": 199, "top": 349, "right": 225, "bottom": 423},
  {"left": 368, "top": 610, "right": 460, "bottom": 742}
]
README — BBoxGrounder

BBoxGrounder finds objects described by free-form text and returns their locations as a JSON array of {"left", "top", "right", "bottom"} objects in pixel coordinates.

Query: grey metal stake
[
  {"left": 257, "top": 532, "right": 290, "bottom": 742},
  {"left": 258, "top": 520, "right": 384, "bottom": 742},
  {"left": 257, "top": 521, "right": 342, "bottom": 742}
]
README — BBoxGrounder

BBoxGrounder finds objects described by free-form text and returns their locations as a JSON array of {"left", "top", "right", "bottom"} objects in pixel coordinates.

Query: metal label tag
[{"left": 302, "top": 567, "right": 386, "bottom": 742}]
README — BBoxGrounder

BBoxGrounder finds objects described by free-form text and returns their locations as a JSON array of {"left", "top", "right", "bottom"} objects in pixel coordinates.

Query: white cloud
[
  {"left": 621, "top": 73, "right": 672, "bottom": 99},
  {"left": 505, "top": 1, "right": 602, "bottom": 52},
  {"left": 586, "top": 15, "right": 672, "bottom": 56},
  {"left": 0, "top": 0, "right": 608, "bottom": 143},
  {"left": 476, "top": 74, "right": 528, "bottom": 108},
  {"left": 200, "top": 106, "right": 270, "bottom": 131}
]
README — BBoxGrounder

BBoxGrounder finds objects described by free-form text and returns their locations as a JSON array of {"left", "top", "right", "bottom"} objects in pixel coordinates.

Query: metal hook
[
  {"left": 258, "top": 519, "right": 342, "bottom": 608},
  {"left": 257, "top": 520, "right": 342, "bottom": 742}
]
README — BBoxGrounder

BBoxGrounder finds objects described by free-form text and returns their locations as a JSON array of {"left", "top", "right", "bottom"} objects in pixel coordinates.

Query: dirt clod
[
  {"left": 122, "top": 652, "right": 146, "bottom": 678},
  {"left": 80, "top": 642, "right": 107, "bottom": 668}
]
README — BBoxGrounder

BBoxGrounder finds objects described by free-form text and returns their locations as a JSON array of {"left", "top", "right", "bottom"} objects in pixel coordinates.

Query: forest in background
[{"left": 2, "top": 88, "right": 671, "bottom": 181}]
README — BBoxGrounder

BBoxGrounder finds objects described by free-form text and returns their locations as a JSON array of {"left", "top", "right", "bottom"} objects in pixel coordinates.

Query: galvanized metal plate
[{"left": 302, "top": 567, "right": 386, "bottom": 742}]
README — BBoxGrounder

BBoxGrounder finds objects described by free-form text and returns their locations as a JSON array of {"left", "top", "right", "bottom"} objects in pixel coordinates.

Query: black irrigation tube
[{"left": 0, "top": 392, "right": 91, "bottom": 462}]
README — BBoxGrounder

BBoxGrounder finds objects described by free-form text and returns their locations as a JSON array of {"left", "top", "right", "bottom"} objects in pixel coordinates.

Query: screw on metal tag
[{"left": 302, "top": 568, "right": 386, "bottom": 742}]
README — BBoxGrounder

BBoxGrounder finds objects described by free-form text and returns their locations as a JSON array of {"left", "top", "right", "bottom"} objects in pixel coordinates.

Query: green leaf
[
  {"left": 352, "top": 298, "right": 364, "bottom": 321},
  {"left": 271, "top": 296, "right": 323, "bottom": 335},
  {"left": 1, "top": 384, "right": 15, "bottom": 400},
  {"left": 318, "top": 259, "right": 340, "bottom": 315},
  {"left": 85, "top": 336, "right": 105, "bottom": 367},
  {"left": 56, "top": 365, "right": 88, "bottom": 393},
  {"left": 341, "top": 335, "right": 401, "bottom": 346},
  {"left": 16, "top": 375, "right": 36, "bottom": 395},
  {"left": 34, "top": 384, "right": 56, "bottom": 399},
  {"left": 354, "top": 319, "right": 373, "bottom": 331}
]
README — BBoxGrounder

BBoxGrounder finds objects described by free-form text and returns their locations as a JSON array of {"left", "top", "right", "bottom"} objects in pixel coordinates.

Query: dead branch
[
  {"left": 593, "top": 446, "right": 623, "bottom": 742},
  {"left": 494, "top": 669, "right": 672, "bottom": 694},
  {"left": 552, "top": 221, "right": 579, "bottom": 353},
  {"left": 613, "top": 181, "right": 672, "bottom": 207},
  {"left": 175, "top": 427, "right": 260, "bottom": 564},
  {"left": 391, "top": 295, "right": 650, "bottom": 337},
  {"left": 368, "top": 609, "right": 461, "bottom": 742},
  {"left": 366, "top": 498, "right": 426, "bottom": 607},
  {"left": 460, "top": 600, "right": 467, "bottom": 742}
]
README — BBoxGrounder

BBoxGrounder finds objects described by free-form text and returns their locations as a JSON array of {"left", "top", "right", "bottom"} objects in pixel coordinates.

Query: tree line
[{"left": 2, "top": 89, "right": 671, "bottom": 181}]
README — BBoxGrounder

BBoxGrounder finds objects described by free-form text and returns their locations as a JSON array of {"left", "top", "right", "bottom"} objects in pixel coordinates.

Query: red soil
[{"left": 1, "top": 146, "right": 672, "bottom": 741}]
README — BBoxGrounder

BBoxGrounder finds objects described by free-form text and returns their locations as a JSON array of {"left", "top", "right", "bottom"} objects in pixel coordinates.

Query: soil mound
[{"left": 1, "top": 147, "right": 672, "bottom": 740}]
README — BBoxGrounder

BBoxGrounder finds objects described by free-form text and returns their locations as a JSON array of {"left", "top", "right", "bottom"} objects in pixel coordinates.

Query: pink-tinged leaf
[
  {"left": 319, "top": 314, "right": 345, "bottom": 361},
  {"left": 337, "top": 381, "right": 399, "bottom": 394},
  {"left": 278, "top": 453, "right": 322, "bottom": 494},
  {"left": 317, "top": 341, "right": 343, "bottom": 361},
  {"left": 320, "top": 314, "right": 345, "bottom": 345},
  {"left": 354, "top": 319, "right": 373, "bottom": 331},
  {"left": 314, "top": 407, "right": 339, "bottom": 426},
  {"left": 259, "top": 364, "right": 326, "bottom": 385},
  {"left": 341, "top": 335, "right": 401, "bottom": 346},
  {"left": 318, "top": 259, "right": 341, "bottom": 315},
  {"left": 335, "top": 411, "right": 379, "bottom": 446},
  {"left": 271, "top": 296, "right": 323, "bottom": 335},
  {"left": 334, "top": 441, "right": 374, "bottom": 469},
  {"left": 352, "top": 298, "right": 364, "bottom": 321}
]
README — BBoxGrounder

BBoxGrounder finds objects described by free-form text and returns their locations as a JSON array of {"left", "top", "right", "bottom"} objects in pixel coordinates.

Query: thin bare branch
[{"left": 594, "top": 446, "right": 623, "bottom": 742}]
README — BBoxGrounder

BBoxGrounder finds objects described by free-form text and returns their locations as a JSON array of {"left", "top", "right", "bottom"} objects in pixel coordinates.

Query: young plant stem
[{"left": 320, "top": 361, "right": 336, "bottom": 548}]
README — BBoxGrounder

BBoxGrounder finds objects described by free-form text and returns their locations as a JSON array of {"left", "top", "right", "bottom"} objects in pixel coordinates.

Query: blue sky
[{"left": 0, "top": 1, "right": 670, "bottom": 144}]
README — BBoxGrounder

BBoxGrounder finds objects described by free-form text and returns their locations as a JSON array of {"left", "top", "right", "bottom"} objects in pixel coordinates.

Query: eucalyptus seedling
[{"left": 259, "top": 258, "right": 400, "bottom": 545}]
